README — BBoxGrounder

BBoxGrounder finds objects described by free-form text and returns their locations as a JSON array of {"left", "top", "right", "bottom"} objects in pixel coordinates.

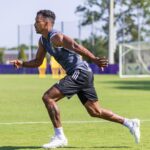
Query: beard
[
  {"left": 35, "top": 27, "right": 42, "bottom": 34},
  {"left": 36, "top": 30, "right": 41, "bottom": 34},
  {"left": 35, "top": 29, "right": 41, "bottom": 34}
]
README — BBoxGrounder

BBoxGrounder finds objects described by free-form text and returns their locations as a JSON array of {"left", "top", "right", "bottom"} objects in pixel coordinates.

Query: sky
[{"left": 0, "top": 0, "right": 84, "bottom": 48}]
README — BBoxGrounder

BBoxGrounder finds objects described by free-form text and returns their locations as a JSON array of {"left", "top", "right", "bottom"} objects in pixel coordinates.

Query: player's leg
[
  {"left": 42, "top": 71, "right": 82, "bottom": 149},
  {"left": 78, "top": 89, "right": 125, "bottom": 124},
  {"left": 42, "top": 85, "right": 67, "bottom": 149},
  {"left": 77, "top": 83, "right": 140, "bottom": 144},
  {"left": 84, "top": 100, "right": 140, "bottom": 143},
  {"left": 42, "top": 85, "right": 64, "bottom": 128},
  {"left": 77, "top": 69, "right": 140, "bottom": 144},
  {"left": 84, "top": 100, "right": 124, "bottom": 124}
]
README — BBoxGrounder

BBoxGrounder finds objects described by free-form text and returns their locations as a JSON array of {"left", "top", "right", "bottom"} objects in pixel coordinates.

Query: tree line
[
  {"left": 75, "top": 0, "right": 150, "bottom": 62},
  {"left": 0, "top": 0, "right": 150, "bottom": 64}
]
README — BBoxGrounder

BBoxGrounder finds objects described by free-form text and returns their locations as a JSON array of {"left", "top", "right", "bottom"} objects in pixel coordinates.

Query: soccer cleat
[
  {"left": 129, "top": 119, "right": 140, "bottom": 144},
  {"left": 42, "top": 135, "right": 68, "bottom": 149}
]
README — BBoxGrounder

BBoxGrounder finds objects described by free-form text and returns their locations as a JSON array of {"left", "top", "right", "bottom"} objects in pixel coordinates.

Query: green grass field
[{"left": 0, "top": 75, "right": 150, "bottom": 150}]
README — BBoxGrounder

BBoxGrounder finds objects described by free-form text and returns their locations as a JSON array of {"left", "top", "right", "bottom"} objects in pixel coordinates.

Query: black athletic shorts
[{"left": 54, "top": 69, "right": 98, "bottom": 105}]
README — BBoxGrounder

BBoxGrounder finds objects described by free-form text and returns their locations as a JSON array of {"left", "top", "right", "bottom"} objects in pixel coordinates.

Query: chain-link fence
[{"left": 17, "top": 21, "right": 100, "bottom": 60}]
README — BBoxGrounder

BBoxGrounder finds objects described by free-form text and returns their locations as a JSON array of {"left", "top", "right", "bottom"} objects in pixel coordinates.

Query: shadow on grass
[
  {"left": 66, "top": 146, "right": 131, "bottom": 149},
  {"left": 0, "top": 146, "right": 41, "bottom": 150},
  {"left": 0, "top": 146, "right": 131, "bottom": 149},
  {"left": 102, "top": 80, "right": 150, "bottom": 91}
]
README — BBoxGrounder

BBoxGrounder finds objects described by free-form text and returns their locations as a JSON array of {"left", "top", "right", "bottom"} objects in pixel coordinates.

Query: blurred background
[{"left": 0, "top": 0, "right": 150, "bottom": 77}]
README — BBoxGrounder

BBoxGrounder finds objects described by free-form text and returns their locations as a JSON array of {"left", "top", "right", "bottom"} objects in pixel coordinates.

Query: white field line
[{"left": 0, "top": 120, "right": 149, "bottom": 125}]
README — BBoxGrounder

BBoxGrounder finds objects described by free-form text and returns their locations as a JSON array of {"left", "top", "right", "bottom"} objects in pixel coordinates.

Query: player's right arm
[
  {"left": 51, "top": 33, "right": 108, "bottom": 70},
  {"left": 10, "top": 40, "right": 46, "bottom": 68}
]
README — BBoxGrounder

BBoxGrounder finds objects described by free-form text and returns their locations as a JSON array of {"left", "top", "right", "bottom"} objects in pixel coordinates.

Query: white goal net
[{"left": 119, "top": 42, "right": 150, "bottom": 78}]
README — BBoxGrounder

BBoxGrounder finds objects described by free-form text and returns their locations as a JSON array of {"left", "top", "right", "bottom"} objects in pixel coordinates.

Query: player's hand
[
  {"left": 93, "top": 57, "right": 108, "bottom": 71},
  {"left": 9, "top": 60, "right": 23, "bottom": 69}
]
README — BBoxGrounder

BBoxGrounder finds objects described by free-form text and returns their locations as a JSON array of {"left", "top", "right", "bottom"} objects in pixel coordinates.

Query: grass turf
[{"left": 0, "top": 75, "right": 150, "bottom": 150}]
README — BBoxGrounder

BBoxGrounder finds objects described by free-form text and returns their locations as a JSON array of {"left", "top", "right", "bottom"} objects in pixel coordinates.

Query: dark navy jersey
[{"left": 40, "top": 29, "right": 91, "bottom": 75}]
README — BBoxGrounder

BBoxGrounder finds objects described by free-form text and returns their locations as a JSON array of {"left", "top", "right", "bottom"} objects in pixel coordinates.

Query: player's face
[{"left": 34, "top": 14, "right": 48, "bottom": 34}]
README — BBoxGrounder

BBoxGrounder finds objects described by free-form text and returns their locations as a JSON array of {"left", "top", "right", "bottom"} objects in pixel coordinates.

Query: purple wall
[
  {"left": 0, "top": 64, "right": 39, "bottom": 74},
  {"left": 89, "top": 64, "right": 119, "bottom": 74},
  {"left": 0, "top": 64, "right": 119, "bottom": 74}
]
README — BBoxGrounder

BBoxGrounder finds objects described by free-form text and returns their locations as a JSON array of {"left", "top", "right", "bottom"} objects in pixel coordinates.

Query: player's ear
[{"left": 48, "top": 21, "right": 53, "bottom": 27}]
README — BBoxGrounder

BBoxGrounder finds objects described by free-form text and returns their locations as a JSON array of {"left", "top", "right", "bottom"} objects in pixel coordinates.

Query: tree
[
  {"left": 9, "top": 44, "right": 38, "bottom": 51},
  {"left": 0, "top": 48, "right": 5, "bottom": 64},
  {"left": 76, "top": 0, "right": 150, "bottom": 43},
  {"left": 18, "top": 44, "right": 27, "bottom": 61},
  {"left": 80, "top": 36, "right": 108, "bottom": 62}
]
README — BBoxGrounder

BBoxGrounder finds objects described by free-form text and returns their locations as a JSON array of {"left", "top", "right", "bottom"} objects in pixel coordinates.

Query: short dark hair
[{"left": 37, "top": 10, "right": 56, "bottom": 24}]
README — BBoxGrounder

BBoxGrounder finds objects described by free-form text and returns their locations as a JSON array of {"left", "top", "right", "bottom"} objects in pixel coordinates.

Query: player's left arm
[{"left": 50, "top": 33, "right": 108, "bottom": 69}]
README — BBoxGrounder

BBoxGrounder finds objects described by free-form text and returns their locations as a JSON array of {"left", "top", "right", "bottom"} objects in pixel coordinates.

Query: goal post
[{"left": 119, "top": 42, "right": 150, "bottom": 78}]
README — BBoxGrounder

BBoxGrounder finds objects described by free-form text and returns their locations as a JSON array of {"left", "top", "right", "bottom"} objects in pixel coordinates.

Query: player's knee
[
  {"left": 42, "top": 94, "right": 47, "bottom": 103},
  {"left": 42, "top": 93, "right": 53, "bottom": 105},
  {"left": 89, "top": 109, "right": 102, "bottom": 118}
]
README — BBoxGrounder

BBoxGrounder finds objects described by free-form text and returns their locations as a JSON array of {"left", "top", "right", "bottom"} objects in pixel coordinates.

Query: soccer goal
[{"left": 119, "top": 42, "right": 150, "bottom": 78}]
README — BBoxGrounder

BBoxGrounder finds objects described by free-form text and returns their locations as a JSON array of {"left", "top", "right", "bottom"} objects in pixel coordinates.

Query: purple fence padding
[
  {"left": 0, "top": 64, "right": 39, "bottom": 74},
  {"left": 89, "top": 64, "right": 119, "bottom": 74},
  {"left": 0, "top": 64, "right": 119, "bottom": 74}
]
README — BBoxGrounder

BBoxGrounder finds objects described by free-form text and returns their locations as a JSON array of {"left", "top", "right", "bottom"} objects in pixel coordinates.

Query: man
[{"left": 10, "top": 10, "right": 140, "bottom": 149}]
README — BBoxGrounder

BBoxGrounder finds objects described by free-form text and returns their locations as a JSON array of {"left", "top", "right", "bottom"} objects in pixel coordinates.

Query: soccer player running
[{"left": 10, "top": 10, "right": 140, "bottom": 149}]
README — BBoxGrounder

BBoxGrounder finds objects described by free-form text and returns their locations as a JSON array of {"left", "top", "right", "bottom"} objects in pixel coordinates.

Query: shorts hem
[
  {"left": 82, "top": 99, "right": 98, "bottom": 105},
  {"left": 54, "top": 84, "right": 72, "bottom": 99}
]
